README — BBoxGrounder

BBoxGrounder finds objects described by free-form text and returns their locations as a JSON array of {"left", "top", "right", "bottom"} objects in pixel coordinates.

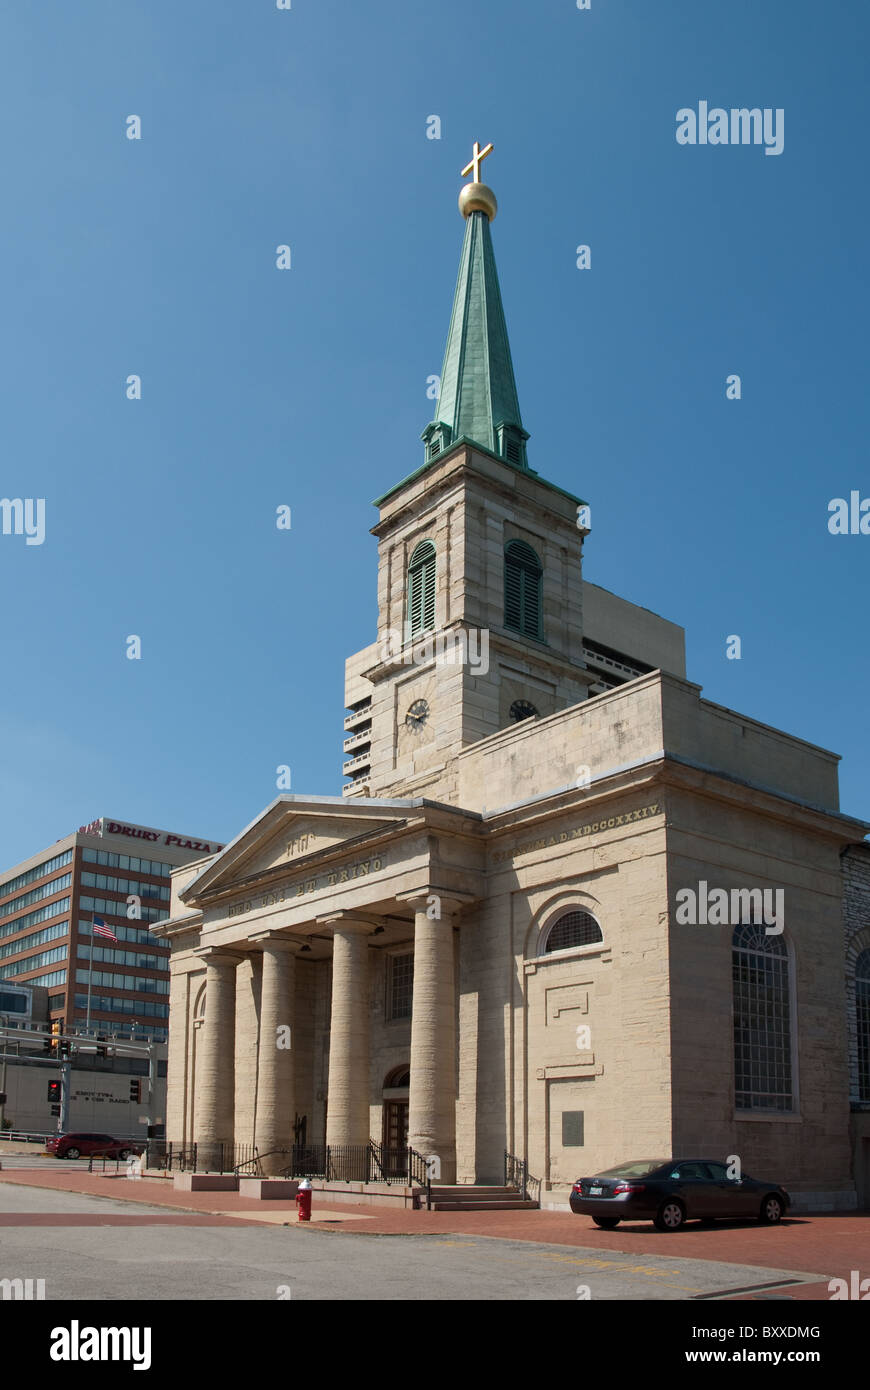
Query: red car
[{"left": 45, "top": 1132, "right": 142, "bottom": 1161}]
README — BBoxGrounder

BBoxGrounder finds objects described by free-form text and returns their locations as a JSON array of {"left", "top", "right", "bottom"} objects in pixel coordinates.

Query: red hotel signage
[{"left": 77, "top": 818, "right": 222, "bottom": 855}]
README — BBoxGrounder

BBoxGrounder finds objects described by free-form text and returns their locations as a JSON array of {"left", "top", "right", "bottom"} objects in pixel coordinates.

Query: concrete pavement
[
  {"left": 0, "top": 1181, "right": 832, "bottom": 1301},
  {"left": 0, "top": 1168, "right": 867, "bottom": 1300}
]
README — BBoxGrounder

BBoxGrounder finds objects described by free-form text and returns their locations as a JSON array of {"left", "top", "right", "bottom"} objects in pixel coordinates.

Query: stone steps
[
  {"left": 430, "top": 1199, "right": 539, "bottom": 1211},
  {"left": 428, "top": 1184, "right": 538, "bottom": 1212}
]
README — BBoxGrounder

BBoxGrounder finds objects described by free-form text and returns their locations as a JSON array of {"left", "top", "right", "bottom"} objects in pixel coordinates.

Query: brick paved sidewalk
[{"left": 1, "top": 1166, "right": 867, "bottom": 1287}]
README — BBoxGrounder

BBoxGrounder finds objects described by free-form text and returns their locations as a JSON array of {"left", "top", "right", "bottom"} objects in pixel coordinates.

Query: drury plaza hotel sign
[{"left": 77, "top": 817, "right": 223, "bottom": 856}]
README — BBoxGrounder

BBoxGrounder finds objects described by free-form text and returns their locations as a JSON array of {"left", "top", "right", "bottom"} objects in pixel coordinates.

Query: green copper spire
[{"left": 422, "top": 143, "right": 530, "bottom": 471}]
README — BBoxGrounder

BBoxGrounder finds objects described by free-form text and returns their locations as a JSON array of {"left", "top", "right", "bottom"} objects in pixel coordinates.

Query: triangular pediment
[{"left": 180, "top": 794, "right": 417, "bottom": 903}]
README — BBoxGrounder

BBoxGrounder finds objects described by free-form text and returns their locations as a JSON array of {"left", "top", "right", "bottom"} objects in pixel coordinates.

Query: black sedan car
[{"left": 570, "top": 1158, "right": 790, "bottom": 1232}]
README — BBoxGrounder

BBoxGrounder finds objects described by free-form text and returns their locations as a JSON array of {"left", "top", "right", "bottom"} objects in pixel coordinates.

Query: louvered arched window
[
  {"left": 504, "top": 540, "right": 542, "bottom": 640},
  {"left": 732, "top": 923, "right": 793, "bottom": 1112},
  {"left": 407, "top": 540, "right": 436, "bottom": 637}
]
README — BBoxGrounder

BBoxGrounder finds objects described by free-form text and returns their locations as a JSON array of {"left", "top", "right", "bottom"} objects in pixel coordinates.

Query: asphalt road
[{"left": 0, "top": 1182, "right": 824, "bottom": 1301}]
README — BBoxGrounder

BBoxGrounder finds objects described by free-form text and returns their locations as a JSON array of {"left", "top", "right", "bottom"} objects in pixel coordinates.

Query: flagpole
[{"left": 86, "top": 914, "right": 95, "bottom": 1033}]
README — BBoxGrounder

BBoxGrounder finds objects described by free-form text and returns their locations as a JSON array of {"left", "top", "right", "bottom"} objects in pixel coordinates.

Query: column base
[
  {"left": 195, "top": 1141, "right": 235, "bottom": 1173},
  {"left": 409, "top": 1142, "right": 456, "bottom": 1186}
]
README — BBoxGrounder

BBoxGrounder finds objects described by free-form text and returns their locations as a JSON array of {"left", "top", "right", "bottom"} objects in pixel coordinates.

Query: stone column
[
  {"left": 251, "top": 933, "right": 297, "bottom": 1170},
  {"left": 193, "top": 948, "right": 241, "bottom": 1171},
  {"left": 402, "top": 893, "right": 463, "bottom": 1185},
  {"left": 320, "top": 915, "right": 376, "bottom": 1149}
]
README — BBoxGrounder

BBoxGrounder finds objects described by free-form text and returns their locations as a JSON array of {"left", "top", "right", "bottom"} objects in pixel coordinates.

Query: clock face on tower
[
  {"left": 405, "top": 699, "right": 429, "bottom": 731},
  {"left": 510, "top": 699, "right": 538, "bottom": 723}
]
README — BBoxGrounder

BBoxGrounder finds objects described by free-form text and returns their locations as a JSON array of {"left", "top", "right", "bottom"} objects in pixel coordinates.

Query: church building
[{"left": 158, "top": 146, "right": 870, "bottom": 1210}]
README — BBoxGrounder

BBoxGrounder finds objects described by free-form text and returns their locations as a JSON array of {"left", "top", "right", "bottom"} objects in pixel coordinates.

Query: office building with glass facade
[{"left": 0, "top": 817, "right": 222, "bottom": 1042}]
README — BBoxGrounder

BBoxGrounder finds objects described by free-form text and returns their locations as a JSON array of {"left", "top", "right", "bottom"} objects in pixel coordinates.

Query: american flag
[{"left": 93, "top": 914, "right": 117, "bottom": 942}]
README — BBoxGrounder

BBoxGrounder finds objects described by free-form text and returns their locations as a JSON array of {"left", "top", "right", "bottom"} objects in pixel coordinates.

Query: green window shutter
[
  {"left": 505, "top": 561, "right": 522, "bottom": 630},
  {"left": 407, "top": 540, "right": 436, "bottom": 637},
  {"left": 504, "top": 540, "right": 542, "bottom": 640},
  {"left": 422, "top": 559, "right": 436, "bottom": 630},
  {"left": 409, "top": 569, "right": 423, "bottom": 632},
  {"left": 521, "top": 565, "right": 541, "bottom": 635}
]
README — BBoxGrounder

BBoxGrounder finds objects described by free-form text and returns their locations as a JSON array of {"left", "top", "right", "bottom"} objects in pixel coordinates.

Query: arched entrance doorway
[{"left": 382, "top": 1065, "right": 409, "bottom": 1171}]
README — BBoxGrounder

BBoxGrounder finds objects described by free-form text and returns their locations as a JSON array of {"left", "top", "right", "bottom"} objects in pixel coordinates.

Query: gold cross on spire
[{"left": 461, "top": 140, "right": 494, "bottom": 184}]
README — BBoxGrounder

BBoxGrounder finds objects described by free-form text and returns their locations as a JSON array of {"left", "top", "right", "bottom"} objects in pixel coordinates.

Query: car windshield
[{"left": 594, "top": 1160, "right": 669, "bottom": 1178}]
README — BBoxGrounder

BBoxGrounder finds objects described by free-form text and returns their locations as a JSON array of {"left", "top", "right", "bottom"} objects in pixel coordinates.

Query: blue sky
[{"left": 1, "top": 0, "right": 867, "bottom": 867}]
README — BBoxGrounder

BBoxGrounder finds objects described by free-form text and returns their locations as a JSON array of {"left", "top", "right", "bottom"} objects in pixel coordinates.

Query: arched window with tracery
[{"left": 540, "top": 909, "right": 603, "bottom": 955}]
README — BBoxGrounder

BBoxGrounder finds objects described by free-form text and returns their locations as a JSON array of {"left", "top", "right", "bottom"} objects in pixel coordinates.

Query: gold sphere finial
[
  {"left": 459, "top": 140, "right": 497, "bottom": 221},
  {"left": 459, "top": 183, "right": 497, "bottom": 221}
]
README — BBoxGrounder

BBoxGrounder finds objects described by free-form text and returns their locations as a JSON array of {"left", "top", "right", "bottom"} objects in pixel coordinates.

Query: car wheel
[
  {"left": 654, "top": 1199, "right": 686, "bottom": 1232},
  {"left": 759, "top": 1194, "right": 784, "bottom": 1224},
  {"left": 592, "top": 1217, "right": 621, "bottom": 1229},
  {"left": 65, "top": 1147, "right": 80, "bottom": 1160},
  {"left": 117, "top": 1150, "right": 130, "bottom": 1160}
]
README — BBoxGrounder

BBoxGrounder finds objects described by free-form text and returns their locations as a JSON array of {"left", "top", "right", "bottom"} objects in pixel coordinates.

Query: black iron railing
[
  {"left": 143, "top": 1140, "right": 431, "bottom": 1203},
  {"left": 146, "top": 1140, "right": 198, "bottom": 1173},
  {"left": 504, "top": 1149, "right": 528, "bottom": 1200},
  {"left": 367, "top": 1140, "right": 389, "bottom": 1181},
  {"left": 87, "top": 1155, "right": 120, "bottom": 1174},
  {"left": 287, "top": 1144, "right": 329, "bottom": 1178},
  {"left": 234, "top": 1148, "right": 268, "bottom": 1176},
  {"left": 407, "top": 1146, "right": 433, "bottom": 1210}
]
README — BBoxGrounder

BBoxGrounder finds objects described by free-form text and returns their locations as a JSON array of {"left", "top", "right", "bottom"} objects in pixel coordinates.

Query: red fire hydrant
[{"left": 295, "top": 1178, "right": 312, "bottom": 1222}]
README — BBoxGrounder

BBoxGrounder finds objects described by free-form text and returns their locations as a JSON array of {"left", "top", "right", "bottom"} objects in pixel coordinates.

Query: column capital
[
  {"left": 248, "top": 931, "right": 301, "bottom": 952},
  {"left": 315, "top": 912, "right": 383, "bottom": 934},
  {"left": 396, "top": 888, "right": 475, "bottom": 916},
  {"left": 193, "top": 946, "right": 246, "bottom": 964}
]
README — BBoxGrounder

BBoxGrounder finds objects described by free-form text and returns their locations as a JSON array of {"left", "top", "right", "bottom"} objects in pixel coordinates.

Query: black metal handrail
[
  {"left": 142, "top": 1139, "right": 431, "bottom": 1204},
  {"left": 407, "top": 1146, "right": 432, "bottom": 1210},
  {"left": 504, "top": 1149, "right": 528, "bottom": 1201},
  {"left": 287, "top": 1144, "right": 329, "bottom": 1179},
  {"left": 87, "top": 1154, "right": 121, "bottom": 1174},
  {"left": 233, "top": 1146, "right": 278, "bottom": 1176},
  {"left": 145, "top": 1140, "right": 198, "bottom": 1173},
  {"left": 368, "top": 1140, "right": 389, "bottom": 1182}
]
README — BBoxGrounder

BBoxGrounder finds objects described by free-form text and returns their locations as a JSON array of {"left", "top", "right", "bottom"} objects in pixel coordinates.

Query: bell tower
[{"left": 343, "top": 144, "right": 596, "bottom": 803}]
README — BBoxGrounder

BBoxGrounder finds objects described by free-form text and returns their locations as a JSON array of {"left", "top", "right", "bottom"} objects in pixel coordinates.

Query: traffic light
[
  {"left": 47, "top": 1078, "right": 62, "bottom": 1118},
  {"left": 129, "top": 1079, "right": 141, "bottom": 1103},
  {"left": 49, "top": 1020, "right": 60, "bottom": 1054}
]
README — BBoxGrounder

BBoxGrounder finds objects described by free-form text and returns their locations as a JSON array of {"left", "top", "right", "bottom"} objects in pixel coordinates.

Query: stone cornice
[
  {"left": 186, "top": 804, "right": 485, "bottom": 910},
  {"left": 371, "top": 441, "right": 584, "bottom": 531},
  {"left": 655, "top": 755, "right": 868, "bottom": 841},
  {"left": 149, "top": 912, "right": 202, "bottom": 941},
  {"left": 481, "top": 750, "right": 867, "bottom": 847},
  {"left": 362, "top": 625, "right": 591, "bottom": 688},
  {"left": 186, "top": 821, "right": 412, "bottom": 908}
]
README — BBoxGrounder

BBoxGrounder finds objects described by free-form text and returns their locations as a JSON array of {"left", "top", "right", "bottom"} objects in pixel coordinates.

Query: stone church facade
[{"left": 158, "top": 153, "right": 870, "bottom": 1210}]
